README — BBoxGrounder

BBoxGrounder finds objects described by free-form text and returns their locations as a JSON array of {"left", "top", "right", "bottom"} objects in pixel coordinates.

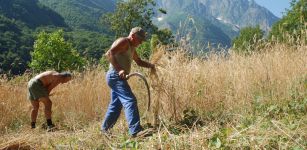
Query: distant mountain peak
[
  {"left": 199, "top": 0, "right": 279, "bottom": 32},
  {"left": 154, "top": 0, "right": 279, "bottom": 49}
]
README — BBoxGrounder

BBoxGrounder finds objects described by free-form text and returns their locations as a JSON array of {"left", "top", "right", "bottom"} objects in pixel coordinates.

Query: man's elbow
[
  {"left": 105, "top": 53, "right": 112, "bottom": 61},
  {"left": 135, "top": 60, "right": 143, "bottom": 66}
]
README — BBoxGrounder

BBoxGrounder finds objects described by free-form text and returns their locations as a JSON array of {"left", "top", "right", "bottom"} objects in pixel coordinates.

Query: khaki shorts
[{"left": 28, "top": 78, "right": 48, "bottom": 101}]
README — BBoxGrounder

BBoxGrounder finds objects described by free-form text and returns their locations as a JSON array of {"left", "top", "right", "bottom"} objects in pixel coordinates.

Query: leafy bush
[
  {"left": 232, "top": 26, "right": 264, "bottom": 54},
  {"left": 29, "top": 30, "right": 85, "bottom": 72},
  {"left": 269, "top": 0, "right": 307, "bottom": 43}
]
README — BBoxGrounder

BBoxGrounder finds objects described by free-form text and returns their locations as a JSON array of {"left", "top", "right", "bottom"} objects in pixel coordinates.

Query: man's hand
[
  {"left": 118, "top": 70, "right": 127, "bottom": 80},
  {"left": 150, "top": 64, "right": 155, "bottom": 69},
  {"left": 150, "top": 64, "right": 156, "bottom": 75}
]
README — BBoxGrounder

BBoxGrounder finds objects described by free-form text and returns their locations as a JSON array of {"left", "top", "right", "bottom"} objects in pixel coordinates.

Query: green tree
[
  {"left": 232, "top": 26, "right": 264, "bottom": 54},
  {"left": 101, "top": 0, "right": 172, "bottom": 44},
  {"left": 136, "top": 41, "right": 151, "bottom": 60},
  {"left": 0, "top": 15, "right": 33, "bottom": 75},
  {"left": 269, "top": 0, "right": 307, "bottom": 43},
  {"left": 102, "top": 0, "right": 158, "bottom": 37},
  {"left": 29, "top": 30, "right": 85, "bottom": 72},
  {"left": 156, "top": 28, "right": 174, "bottom": 45},
  {"left": 65, "top": 30, "right": 113, "bottom": 62},
  {"left": 100, "top": 0, "right": 173, "bottom": 66}
]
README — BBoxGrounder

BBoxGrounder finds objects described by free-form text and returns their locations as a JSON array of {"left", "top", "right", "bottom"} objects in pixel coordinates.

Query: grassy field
[{"left": 0, "top": 43, "right": 306, "bottom": 149}]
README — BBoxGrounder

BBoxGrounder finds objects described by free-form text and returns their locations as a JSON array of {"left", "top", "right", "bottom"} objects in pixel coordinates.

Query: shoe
[
  {"left": 131, "top": 128, "right": 154, "bottom": 138},
  {"left": 47, "top": 124, "right": 57, "bottom": 132},
  {"left": 31, "top": 122, "right": 36, "bottom": 129}
]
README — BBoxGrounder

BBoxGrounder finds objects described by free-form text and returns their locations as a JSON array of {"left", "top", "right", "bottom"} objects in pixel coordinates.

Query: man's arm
[
  {"left": 46, "top": 81, "right": 60, "bottom": 94},
  {"left": 133, "top": 49, "right": 155, "bottom": 69}
]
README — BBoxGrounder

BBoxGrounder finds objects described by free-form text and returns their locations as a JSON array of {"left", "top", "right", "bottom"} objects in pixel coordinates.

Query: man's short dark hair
[{"left": 59, "top": 72, "right": 72, "bottom": 78}]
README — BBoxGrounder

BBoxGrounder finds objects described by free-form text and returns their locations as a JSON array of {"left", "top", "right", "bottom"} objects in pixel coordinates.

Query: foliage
[
  {"left": 150, "top": 34, "right": 160, "bottom": 50},
  {"left": 232, "top": 26, "right": 264, "bottom": 53},
  {"left": 0, "top": 0, "right": 117, "bottom": 75},
  {"left": 136, "top": 41, "right": 151, "bottom": 60},
  {"left": 38, "top": 0, "right": 114, "bottom": 33},
  {"left": 180, "top": 108, "right": 203, "bottom": 127},
  {"left": 29, "top": 30, "right": 85, "bottom": 72},
  {"left": 65, "top": 30, "right": 113, "bottom": 62},
  {"left": 0, "top": 15, "right": 33, "bottom": 75},
  {"left": 0, "top": 0, "right": 71, "bottom": 75},
  {"left": 99, "top": 55, "right": 109, "bottom": 71},
  {"left": 269, "top": 0, "right": 307, "bottom": 43},
  {"left": 101, "top": 0, "right": 173, "bottom": 45},
  {"left": 155, "top": 28, "right": 174, "bottom": 45},
  {"left": 102, "top": 0, "right": 158, "bottom": 37},
  {"left": 34, "top": 27, "right": 114, "bottom": 63},
  {"left": 0, "top": 0, "right": 67, "bottom": 28}
]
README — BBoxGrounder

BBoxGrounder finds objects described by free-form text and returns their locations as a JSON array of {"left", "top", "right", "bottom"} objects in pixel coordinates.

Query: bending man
[{"left": 27, "top": 71, "right": 72, "bottom": 130}]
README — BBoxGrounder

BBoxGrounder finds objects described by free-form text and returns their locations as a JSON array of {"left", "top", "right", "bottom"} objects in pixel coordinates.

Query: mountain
[
  {"left": 38, "top": 0, "right": 116, "bottom": 33},
  {"left": 0, "top": 0, "right": 69, "bottom": 74},
  {"left": 153, "top": 0, "right": 232, "bottom": 49},
  {"left": 0, "top": 0, "right": 115, "bottom": 75},
  {"left": 0, "top": 0, "right": 281, "bottom": 74},
  {"left": 154, "top": 0, "right": 279, "bottom": 49},
  {"left": 199, "top": 0, "right": 279, "bottom": 32},
  {"left": 0, "top": 0, "right": 67, "bottom": 28},
  {"left": 0, "top": 15, "right": 33, "bottom": 74},
  {"left": 37, "top": 0, "right": 278, "bottom": 48}
]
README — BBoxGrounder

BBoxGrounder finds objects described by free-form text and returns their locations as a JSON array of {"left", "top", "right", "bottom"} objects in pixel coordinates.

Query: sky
[{"left": 254, "top": 0, "right": 291, "bottom": 18}]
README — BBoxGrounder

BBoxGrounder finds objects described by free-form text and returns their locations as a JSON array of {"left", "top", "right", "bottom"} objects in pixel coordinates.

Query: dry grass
[
  {"left": 0, "top": 43, "right": 306, "bottom": 149},
  {"left": 149, "top": 44, "right": 306, "bottom": 120}
]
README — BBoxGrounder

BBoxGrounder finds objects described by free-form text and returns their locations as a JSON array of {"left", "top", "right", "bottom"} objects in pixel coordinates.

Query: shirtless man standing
[
  {"left": 27, "top": 71, "right": 72, "bottom": 130},
  {"left": 101, "top": 27, "right": 155, "bottom": 137}
]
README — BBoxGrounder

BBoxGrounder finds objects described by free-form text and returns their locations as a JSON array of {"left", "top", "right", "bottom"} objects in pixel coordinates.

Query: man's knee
[
  {"left": 45, "top": 101, "right": 52, "bottom": 110},
  {"left": 39, "top": 97, "right": 52, "bottom": 110},
  {"left": 122, "top": 99, "right": 137, "bottom": 109},
  {"left": 32, "top": 106, "right": 39, "bottom": 111},
  {"left": 31, "top": 101, "right": 39, "bottom": 111}
]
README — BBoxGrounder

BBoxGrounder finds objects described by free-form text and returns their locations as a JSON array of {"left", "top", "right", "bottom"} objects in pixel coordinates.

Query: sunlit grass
[{"left": 0, "top": 42, "right": 306, "bottom": 149}]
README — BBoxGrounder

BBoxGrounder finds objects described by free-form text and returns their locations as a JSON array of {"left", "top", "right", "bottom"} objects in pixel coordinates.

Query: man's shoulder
[
  {"left": 112, "top": 37, "right": 129, "bottom": 49},
  {"left": 115, "top": 37, "right": 129, "bottom": 44}
]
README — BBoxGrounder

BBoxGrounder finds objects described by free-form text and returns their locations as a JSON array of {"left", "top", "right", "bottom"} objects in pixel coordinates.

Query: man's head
[
  {"left": 130, "top": 27, "right": 146, "bottom": 44},
  {"left": 59, "top": 71, "right": 72, "bottom": 83}
]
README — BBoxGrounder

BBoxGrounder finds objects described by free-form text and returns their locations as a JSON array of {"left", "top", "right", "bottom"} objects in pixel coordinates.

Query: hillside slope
[
  {"left": 199, "top": 0, "right": 279, "bottom": 32},
  {"left": 154, "top": 0, "right": 279, "bottom": 48},
  {"left": 0, "top": 0, "right": 67, "bottom": 28},
  {"left": 38, "top": 0, "right": 116, "bottom": 33}
]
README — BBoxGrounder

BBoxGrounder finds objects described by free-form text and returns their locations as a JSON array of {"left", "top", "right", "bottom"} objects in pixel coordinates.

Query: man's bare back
[{"left": 34, "top": 71, "right": 70, "bottom": 94}]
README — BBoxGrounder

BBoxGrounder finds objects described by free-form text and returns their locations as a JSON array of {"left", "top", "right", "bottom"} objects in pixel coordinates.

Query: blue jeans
[{"left": 101, "top": 69, "right": 142, "bottom": 135}]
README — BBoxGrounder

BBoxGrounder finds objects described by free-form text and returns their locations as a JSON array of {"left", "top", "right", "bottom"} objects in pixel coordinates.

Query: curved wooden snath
[{"left": 126, "top": 72, "right": 150, "bottom": 118}]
